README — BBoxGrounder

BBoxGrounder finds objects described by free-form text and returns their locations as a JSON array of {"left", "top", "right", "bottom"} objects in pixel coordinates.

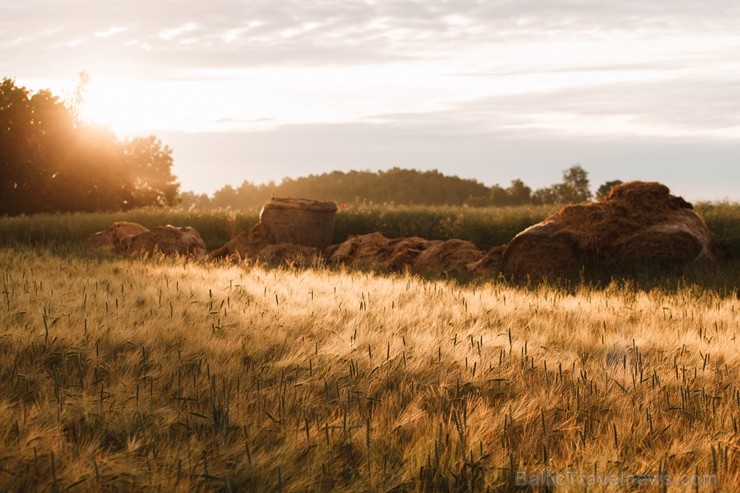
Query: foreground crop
[{"left": 0, "top": 249, "right": 737, "bottom": 491}]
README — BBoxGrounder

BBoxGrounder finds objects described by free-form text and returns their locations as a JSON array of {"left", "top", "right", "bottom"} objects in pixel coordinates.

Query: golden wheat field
[{"left": 0, "top": 247, "right": 738, "bottom": 491}]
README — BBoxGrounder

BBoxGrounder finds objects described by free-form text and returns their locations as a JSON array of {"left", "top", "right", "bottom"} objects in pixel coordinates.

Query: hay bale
[
  {"left": 128, "top": 225, "right": 207, "bottom": 257},
  {"left": 83, "top": 222, "right": 149, "bottom": 253},
  {"left": 259, "top": 197, "right": 337, "bottom": 249},
  {"left": 615, "top": 211, "right": 714, "bottom": 267},
  {"left": 501, "top": 226, "right": 582, "bottom": 281},
  {"left": 414, "top": 239, "right": 483, "bottom": 275},
  {"left": 501, "top": 181, "right": 715, "bottom": 281}
]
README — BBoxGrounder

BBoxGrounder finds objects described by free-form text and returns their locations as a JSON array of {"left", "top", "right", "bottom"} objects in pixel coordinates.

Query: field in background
[
  {"left": 1, "top": 202, "right": 738, "bottom": 294},
  {"left": 0, "top": 249, "right": 737, "bottom": 491},
  {"left": 1, "top": 201, "right": 739, "bottom": 253}
]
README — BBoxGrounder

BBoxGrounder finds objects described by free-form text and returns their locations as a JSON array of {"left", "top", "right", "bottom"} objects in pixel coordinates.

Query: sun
[{"left": 77, "top": 76, "right": 172, "bottom": 136}]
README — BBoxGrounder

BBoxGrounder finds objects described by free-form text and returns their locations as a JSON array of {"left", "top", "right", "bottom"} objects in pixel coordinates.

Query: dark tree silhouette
[{"left": 0, "top": 78, "right": 179, "bottom": 215}]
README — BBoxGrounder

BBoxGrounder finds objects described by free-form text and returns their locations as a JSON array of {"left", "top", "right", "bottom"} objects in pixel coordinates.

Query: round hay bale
[
  {"left": 128, "top": 225, "right": 207, "bottom": 257},
  {"left": 500, "top": 181, "right": 715, "bottom": 281},
  {"left": 83, "top": 222, "right": 149, "bottom": 253},
  {"left": 259, "top": 197, "right": 337, "bottom": 249},
  {"left": 615, "top": 209, "right": 714, "bottom": 267},
  {"left": 617, "top": 230, "right": 704, "bottom": 268},
  {"left": 413, "top": 239, "right": 483, "bottom": 275},
  {"left": 544, "top": 202, "right": 640, "bottom": 260},
  {"left": 501, "top": 225, "right": 582, "bottom": 281}
]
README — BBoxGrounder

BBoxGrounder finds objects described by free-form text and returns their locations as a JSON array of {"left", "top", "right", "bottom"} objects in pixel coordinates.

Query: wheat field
[{"left": 0, "top": 247, "right": 737, "bottom": 491}]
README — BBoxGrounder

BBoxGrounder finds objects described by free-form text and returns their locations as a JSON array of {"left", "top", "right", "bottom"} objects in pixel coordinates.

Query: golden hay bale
[
  {"left": 501, "top": 227, "right": 582, "bottom": 281},
  {"left": 615, "top": 210, "right": 715, "bottom": 267},
  {"left": 501, "top": 181, "right": 714, "bottom": 281},
  {"left": 413, "top": 239, "right": 483, "bottom": 275},
  {"left": 128, "top": 225, "right": 207, "bottom": 257},
  {"left": 83, "top": 222, "right": 149, "bottom": 253},
  {"left": 259, "top": 197, "right": 337, "bottom": 249},
  {"left": 617, "top": 230, "right": 703, "bottom": 267}
]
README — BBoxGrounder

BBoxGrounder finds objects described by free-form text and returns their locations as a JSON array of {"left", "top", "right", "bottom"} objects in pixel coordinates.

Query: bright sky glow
[{"left": 2, "top": 0, "right": 739, "bottom": 199}]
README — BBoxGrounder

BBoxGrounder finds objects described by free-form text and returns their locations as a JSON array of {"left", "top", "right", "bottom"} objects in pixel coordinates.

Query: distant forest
[
  {"left": 181, "top": 165, "right": 623, "bottom": 211},
  {"left": 2, "top": 77, "right": 625, "bottom": 216}
]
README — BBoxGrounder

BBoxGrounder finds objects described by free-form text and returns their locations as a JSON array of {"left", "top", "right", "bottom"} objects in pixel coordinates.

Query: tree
[
  {"left": 487, "top": 184, "right": 509, "bottom": 206},
  {"left": 0, "top": 78, "right": 179, "bottom": 215},
  {"left": 596, "top": 180, "right": 623, "bottom": 200},
  {"left": 531, "top": 186, "right": 559, "bottom": 205},
  {"left": 556, "top": 164, "right": 592, "bottom": 203},
  {"left": 506, "top": 179, "right": 532, "bottom": 206}
]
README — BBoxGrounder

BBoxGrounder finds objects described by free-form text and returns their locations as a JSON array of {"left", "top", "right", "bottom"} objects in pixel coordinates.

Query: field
[{"left": 0, "top": 205, "right": 738, "bottom": 491}]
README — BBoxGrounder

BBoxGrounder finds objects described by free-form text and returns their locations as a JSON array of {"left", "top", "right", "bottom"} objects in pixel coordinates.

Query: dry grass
[{"left": 0, "top": 248, "right": 737, "bottom": 491}]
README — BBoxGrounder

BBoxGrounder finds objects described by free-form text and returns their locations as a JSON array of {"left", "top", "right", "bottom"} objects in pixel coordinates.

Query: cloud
[
  {"left": 159, "top": 22, "right": 199, "bottom": 41},
  {"left": 3, "top": 0, "right": 739, "bottom": 77}
]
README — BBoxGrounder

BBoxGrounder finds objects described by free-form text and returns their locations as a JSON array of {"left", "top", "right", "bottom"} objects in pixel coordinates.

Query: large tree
[{"left": 0, "top": 78, "right": 179, "bottom": 215}]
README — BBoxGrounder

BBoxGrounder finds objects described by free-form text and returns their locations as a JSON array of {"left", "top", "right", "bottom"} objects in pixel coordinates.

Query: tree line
[
  {"left": 0, "top": 77, "right": 178, "bottom": 215},
  {"left": 181, "top": 166, "right": 623, "bottom": 211},
  {"left": 2, "top": 77, "right": 623, "bottom": 216}
]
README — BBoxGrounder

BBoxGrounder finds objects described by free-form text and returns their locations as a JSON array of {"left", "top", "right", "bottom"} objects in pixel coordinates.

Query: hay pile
[
  {"left": 325, "top": 232, "right": 496, "bottom": 276},
  {"left": 83, "top": 222, "right": 149, "bottom": 253},
  {"left": 84, "top": 223, "right": 207, "bottom": 257},
  {"left": 128, "top": 226, "right": 207, "bottom": 256},
  {"left": 259, "top": 197, "right": 338, "bottom": 250},
  {"left": 208, "top": 223, "right": 270, "bottom": 261},
  {"left": 501, "top": 181, "right": 715, "bottom": 281},
  {"left": 209, "top": 224, "right": 322, "bottom": 266}
]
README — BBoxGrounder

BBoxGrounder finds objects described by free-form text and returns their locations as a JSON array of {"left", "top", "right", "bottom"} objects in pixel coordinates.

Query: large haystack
[
  {"left": 83, "top": 222, "right": 149, "bottom": 253},
  {"left": 260, "top": 197, "right": 337, "bottom": 250},
  {"left": 501, "top": 181, "right": 714, "bottom": 281},
  {"left": 128, "top": 225, "right": 207, "bottom": 257}
]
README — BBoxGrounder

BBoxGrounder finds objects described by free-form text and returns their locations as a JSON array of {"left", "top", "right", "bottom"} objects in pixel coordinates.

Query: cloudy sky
[{"left": 2, "top": 0, "right": 739, "bottom": 200}]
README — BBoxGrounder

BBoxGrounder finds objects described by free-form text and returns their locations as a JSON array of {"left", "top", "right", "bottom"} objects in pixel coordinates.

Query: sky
[{"left": 2, "top": 0, "right": 739, "bottom": 201}]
